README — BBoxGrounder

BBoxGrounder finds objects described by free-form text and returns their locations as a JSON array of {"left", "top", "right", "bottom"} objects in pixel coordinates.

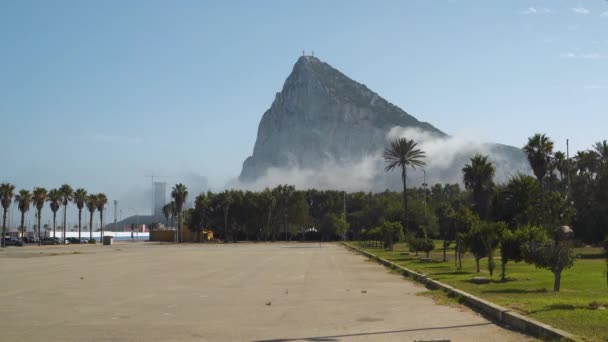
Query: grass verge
[{"left": 346, "top": 242, "right": 608, "bottom": 342}]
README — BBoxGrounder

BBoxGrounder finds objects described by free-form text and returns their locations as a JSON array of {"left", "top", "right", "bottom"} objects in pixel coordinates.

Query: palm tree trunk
[
  {"left": 177, "top": 211, "right": 182, "bottom": 244},
  {"left": 53, "top": 212, "right": 57, "bottom": 239},
  {"left": 37, "top": 209, "right": 42, "bottom": 246},
  {"left": 20, "top": 212, "right": 25, "bottom": 239},
  {"left": 100, "top": 211, "right": 104, "bottom": 242},
  {"left": 401, "top": 165, "right": 408, "bottom": 233},
  {"left": 78, "top": 209, "right": 82, "bottom": 241},
  {"left": 89, "top": 212, "right": 93, "bottom": 241},
  {"left": 63, "top": 205, "right": 67, "bottom": 244},
  {"left": 1, "top": 209, "right": 7, "bottom": 248}
]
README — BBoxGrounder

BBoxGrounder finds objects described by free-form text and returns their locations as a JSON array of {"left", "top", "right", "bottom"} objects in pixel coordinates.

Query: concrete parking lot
[{"left": 0, "top": 242, "right": 529, "bottom": 341}]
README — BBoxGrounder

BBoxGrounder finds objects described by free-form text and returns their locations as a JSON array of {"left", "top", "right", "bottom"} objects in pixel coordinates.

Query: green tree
[
  {"left": 436, "top": 203, "right": 456, "bottom": 261},
  {"left": 523, "top": 133, "right": 554, "bottom": 224},
  {"left": 95, "top": 193, "right": 108, "bottom": 241},
  {"left": 32, "top": 187, "right": 48, "bottom": 245},
  {"left": 73, "top": 188, "right": 87, "bottom": 241},
  {"left": 171, "top": 184, "right": 188, "bottom": 243},
  {"left": 86, "top": 195, "right": 97, "bottom": 241},
  {"left": 523, "top": 242, "right": 577, "bottom": 292},
  {"left": 453, "top": 207, "right": 479, "bottom": 269},
  {"left": 1, "top": 183, "right": 15, "bottom": 248},
  {"left": 14, "top": 189, "right": 32, "bottom": 238},
  {"left": 377, "top": 221, "right": 404, "bottom": 251},
  {"left": 462, "top": 154, "right": 495, "bottom": 219},
  {"left": 463, "top": 220, "right": 504, "bottom": 274},
  {"left": 500, "top": 225, "right": 548, "bottom": 281},
  {"left": 59, "top": 184, "right": 73, "bottom": 245},
  {"left": 48, "top": 189, "right": 61, "bottom": 240},
  {"left": 383, "top": 137, "right": 426, "bottom": 233}
]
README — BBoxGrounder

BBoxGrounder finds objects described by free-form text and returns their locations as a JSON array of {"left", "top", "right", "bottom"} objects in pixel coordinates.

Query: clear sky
[{"left": 1, "top": 0, "right": 607, "bottom": 218}]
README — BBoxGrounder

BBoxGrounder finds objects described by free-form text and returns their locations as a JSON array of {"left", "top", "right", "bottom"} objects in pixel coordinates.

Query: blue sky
[{"left": 1, "top": 0, "right": 607, "bottom": 218}]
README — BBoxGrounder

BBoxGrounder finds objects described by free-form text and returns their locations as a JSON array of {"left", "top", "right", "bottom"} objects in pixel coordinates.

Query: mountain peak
[{"left": 238, "top": 57, "right": 448, "bottom": 182}]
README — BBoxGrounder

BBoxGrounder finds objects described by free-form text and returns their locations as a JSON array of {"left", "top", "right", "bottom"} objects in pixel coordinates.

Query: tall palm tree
[
  {"left": 383, "top": 137, "right": 426, "bottom": 233},
  {"left": 59, "top": 184, "right": 73, "bottom": 244},
  {"left": 47, "top": 189, "right": 61, "bottom": 240},
  {"left": 553, "top": 151, "right": 567, "bottom": 183},
  {"left": 95, "top": 193, "right": 108, "bottom": 241},
  {"left": 523, "top": 133, "right": 554, "bottom": 223},
  {"left": 162, "top": 202, "right": 173, "bottom": 228},
  {"left": 14, "top": 189, "right": 32, "bottom": 239},
  {"left": 462, "top": 154, "right": 495, "bottom": 220},
  {"left": 1, "top": 183, "right": 16, "bottom": 248},
  {"left": 73, "top": 189, "right": 87, "bottom": 241},
  {"left": 86, "top": 195, "right": 97, "bottom": 241},
  {"left": 171, "top": 184, "right": 188, "bottom": 243},
  {"left": 593, "top": 140, "right": 608, "bottom": 168},
  {"left": 32, "top": 187, "right": 48, "bottom": 245}
]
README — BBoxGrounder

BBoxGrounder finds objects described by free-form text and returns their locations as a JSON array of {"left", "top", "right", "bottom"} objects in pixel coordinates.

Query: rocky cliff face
[{"left": 239, "top": 56, "right": 529, "bottom": 189}]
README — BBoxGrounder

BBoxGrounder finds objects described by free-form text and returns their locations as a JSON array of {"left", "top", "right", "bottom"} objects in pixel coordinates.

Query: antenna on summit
[
  {"left": 312, "top": 50, "right": 314, "bottom": 57},
  {"left": 302, "top": 49, "right": 305, "bottom": 56}
]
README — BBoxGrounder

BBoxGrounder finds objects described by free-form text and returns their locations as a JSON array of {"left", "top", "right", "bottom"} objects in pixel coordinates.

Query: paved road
[{"left": 0, "top": 243, "right": 529, "bottom": 341}]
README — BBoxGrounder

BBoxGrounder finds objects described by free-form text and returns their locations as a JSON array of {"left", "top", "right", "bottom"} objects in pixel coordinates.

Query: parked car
[
  {"left": 66, "top": 237, "right": 83, "bottom": 244},
  {"left": 23, "top": 237, "right": 39, "bottom": 244},
  {"left": 5, "top": 237, "right": 24, "bottom": 247},
  {"left": 41, "top": 237, "right": 62, "bottom": 245}
]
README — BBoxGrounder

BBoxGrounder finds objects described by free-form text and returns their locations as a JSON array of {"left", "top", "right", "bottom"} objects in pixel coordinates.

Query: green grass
[{"left": 348, "top": 242, "right": 608, "bottom": 341}]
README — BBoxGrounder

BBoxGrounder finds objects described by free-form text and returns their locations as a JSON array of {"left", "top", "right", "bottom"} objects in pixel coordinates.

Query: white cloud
[
  {"left": 522, "top": 7, "right": 552, "bottom": 15},
  {"left": 560, "top": 52, "right": 604, "bottom": 59},
  {"left": 584, "top": 85, "right": 608, "bottom": 89},
  {"left": 572, "top": 7, "right": 590, "bottom": 14},
  {"left": 601, "top": 11, "right": 608, "bottom": 17}
]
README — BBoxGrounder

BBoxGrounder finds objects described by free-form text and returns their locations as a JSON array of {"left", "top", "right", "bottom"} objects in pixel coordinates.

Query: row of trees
[
  {"left": 0, "top": 183, "right": 107, "bottom": 247},
  {"left": 376, "top": 133, "right": 608, "bottom": 292}
]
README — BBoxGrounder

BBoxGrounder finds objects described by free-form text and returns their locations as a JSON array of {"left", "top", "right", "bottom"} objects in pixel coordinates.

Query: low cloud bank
[{"left": 232, "top": 127, "right": 530, "bottom": 191}]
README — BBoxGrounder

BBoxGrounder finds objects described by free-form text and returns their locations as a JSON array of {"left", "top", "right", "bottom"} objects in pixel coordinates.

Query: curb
[{"left": 341, "top": 242, "right": 577, "bottom": 342}]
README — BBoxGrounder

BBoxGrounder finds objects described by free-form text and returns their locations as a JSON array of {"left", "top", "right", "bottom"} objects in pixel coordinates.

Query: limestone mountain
[{"left": 239, "top": 56, "right": 529, "bottom": 189}]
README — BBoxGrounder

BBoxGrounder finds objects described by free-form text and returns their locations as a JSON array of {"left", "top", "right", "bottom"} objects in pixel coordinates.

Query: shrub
[
  {"left": 88, "top": 239, "right": 97, "bottom": 244},
  {"left": 419, "top": 239, "right": 435, "bottom": 258}
]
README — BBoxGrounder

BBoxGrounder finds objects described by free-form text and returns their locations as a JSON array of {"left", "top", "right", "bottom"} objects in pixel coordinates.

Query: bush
[
  {"left": 419, "top": 239, "right": 435, "bottom": 258},
  {"left": 88, "top": 239, "right": 97, "bottom": 244}
]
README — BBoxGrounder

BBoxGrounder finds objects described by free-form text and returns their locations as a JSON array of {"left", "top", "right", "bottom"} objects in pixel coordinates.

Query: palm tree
[
  {"left": 32, "top": 187, "right": 48, "bottom": 245},
  {"left": 383, "top": 137, "right": 426, "bottom": 233},
  {"left": 95, "top": 193, "right": 108, "bottom": 241},
  {"left": 553, "top": 151, "right": 567, "bottom": 183},
  {"left": 86, "top": 195, "right": 97, "bottom": 241},
  {"left": 162, "top": 202, "right": 173, "bottom": 228},
  {"left": 462, "top": 154, "right": 495, "bottom": 219},
  {"left": 593, "top": 140, "right": 608, "bottom": 168},
  {"left": 47, "top": 189, "right": 61, "bottom": 240},
  {"left": 171, "top": 184, "right": 188, "bottom": 243},
  {"left": 59, "top": 184, "right": 73, "bottom": 244},
  {"left": 1, "top": 183, "right": 16, "bottom": 248},
  {"left": 73, "top": 189, "right": 87, "bottom": 241},
  {"left": 523, "top": 133, "right": 554, "bottom": 223},
  {"left": 14, "top": 190, "right": 32, "bottom": 239}
]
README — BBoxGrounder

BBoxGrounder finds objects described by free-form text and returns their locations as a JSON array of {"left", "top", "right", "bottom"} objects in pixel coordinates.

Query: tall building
[{"left": 153, "top": 182, "right": 167, "bottom": 218}]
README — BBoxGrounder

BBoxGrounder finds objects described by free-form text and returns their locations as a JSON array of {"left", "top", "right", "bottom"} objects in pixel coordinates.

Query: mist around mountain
[{"left": 237, "top": 56, "right": 530, "bottom": 191}]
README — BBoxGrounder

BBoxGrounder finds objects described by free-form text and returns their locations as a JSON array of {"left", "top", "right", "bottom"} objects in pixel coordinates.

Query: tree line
[{"left": 0, "top": 184, "right": 107, "bottom": 246}]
